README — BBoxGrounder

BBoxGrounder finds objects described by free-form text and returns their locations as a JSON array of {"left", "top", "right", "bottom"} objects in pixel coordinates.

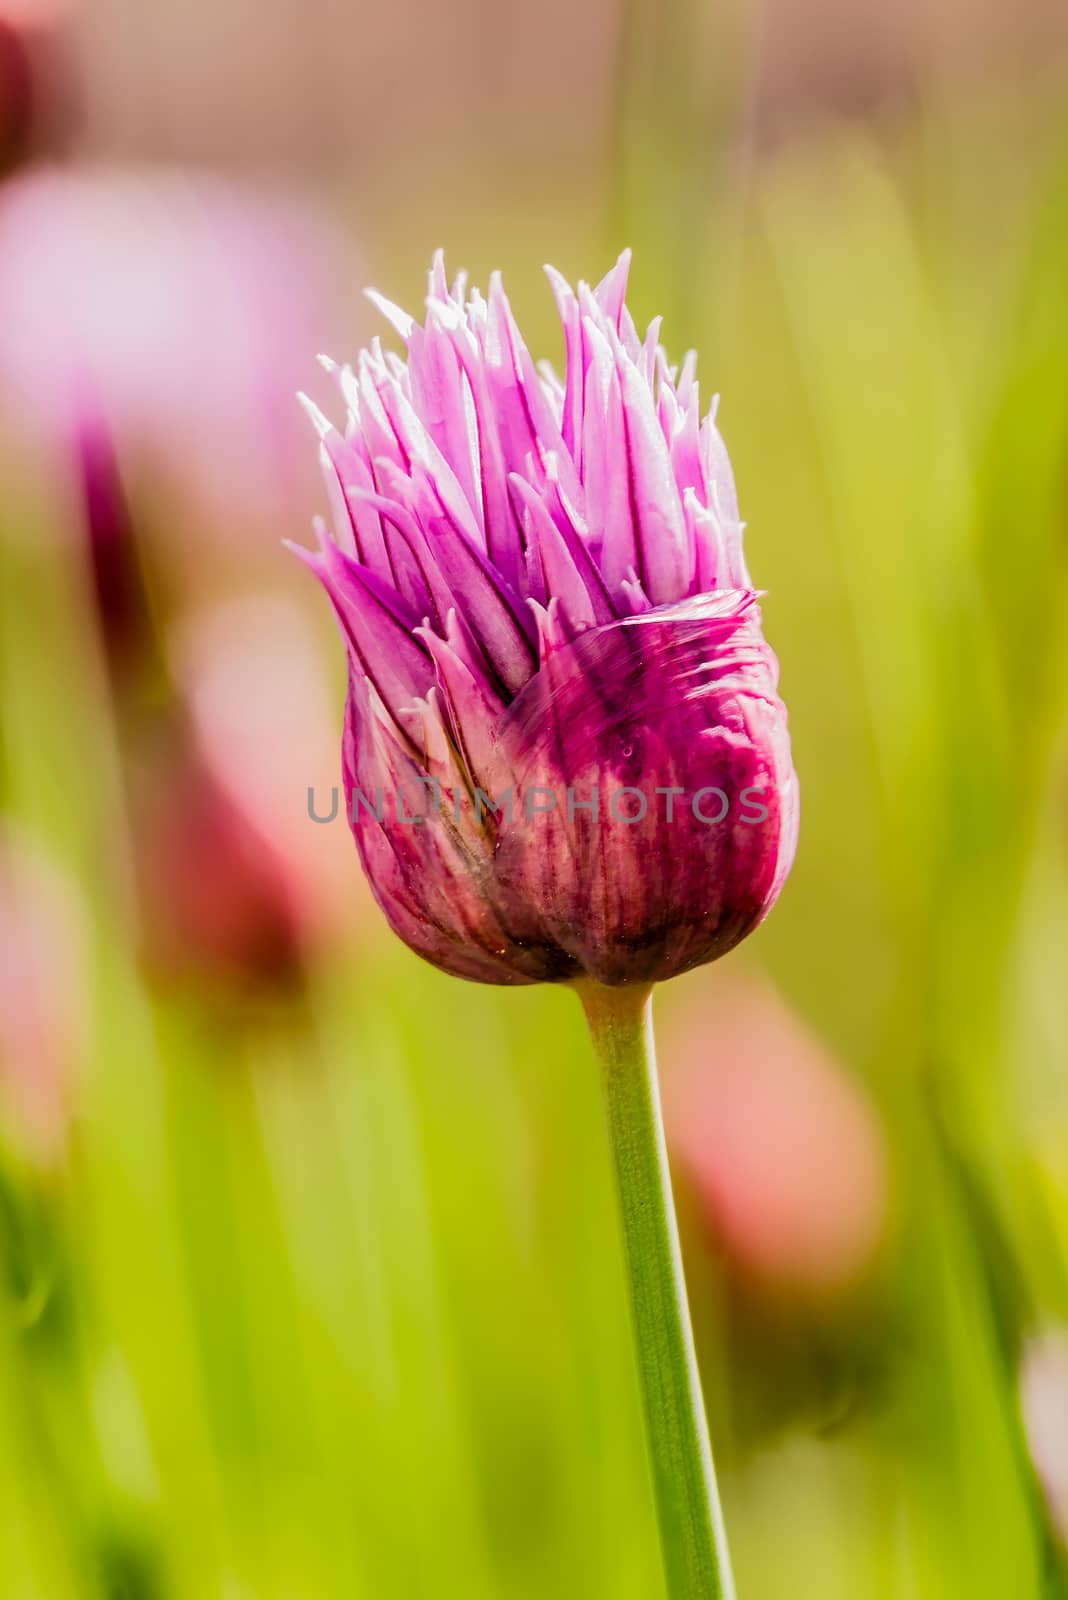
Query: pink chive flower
[
  {"left": 127, "top": 725, "right": 308, "bottom": 992},
  {"left": 0, "top": 167, "right": 355, "bottom": 555},
  {"left": 296, "top": 251, "right": 798, "bottom": 987},
  {"left": 169, "top": 592, "right": 373, "bottom": 951}
]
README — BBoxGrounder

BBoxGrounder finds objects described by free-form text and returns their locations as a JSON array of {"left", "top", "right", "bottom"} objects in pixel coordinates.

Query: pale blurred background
[{"left": 1, "top": 1, "right": 1068, "bottom": 1596}]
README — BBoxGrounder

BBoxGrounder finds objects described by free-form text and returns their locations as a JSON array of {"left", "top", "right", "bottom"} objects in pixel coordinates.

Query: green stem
[{"left": 577, "top": 980, "right": 736, "bottom": 1600}]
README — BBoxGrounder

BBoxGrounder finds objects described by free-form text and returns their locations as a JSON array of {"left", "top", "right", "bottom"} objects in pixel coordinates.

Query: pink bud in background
[
  {"left": 169, "top": 592, "right": 370, "bottom": 952},
  {"left": 120, "top": 594, "right": 369, "bottom": 991},
  {"left": 0, "top": 170, "right": 369, "bottom": 986},
  {"left": 662, "top": 972, "right": 889, "bottom": 1294},
  {"left": 1021, "top": 1327, "right": 1068, "bottom": 1546},
  {"left": 0, "top": 822, "right": 87, "bottom": 1166},
  {"left": 0, "top": 167, "right": 358, "bottom": 562},
  {"left": 128, "top": 724, "right": 307, "bottom": 994}
]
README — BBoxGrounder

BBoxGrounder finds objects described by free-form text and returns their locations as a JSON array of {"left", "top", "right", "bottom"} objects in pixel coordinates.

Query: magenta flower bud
[{"left": 296, "top": 252, "right": 798, "bottom": 987}]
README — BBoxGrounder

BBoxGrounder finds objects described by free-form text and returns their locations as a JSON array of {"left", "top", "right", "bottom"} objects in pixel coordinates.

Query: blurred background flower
[
  {"left": 0, "top": 155, "right": 367, "bottom": 1001},
  {"left": 662, "top": 971, "right": 889, "bottom": 1297},
  {"left": 0, "top": 164, "right": 360, "bottom": 575},
  {"left": 168, "top": 591, "right": 370, "bottom": 956}
]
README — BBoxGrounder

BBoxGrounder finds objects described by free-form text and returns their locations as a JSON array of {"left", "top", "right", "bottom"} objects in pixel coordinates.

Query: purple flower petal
[{"left": 493, "top": 593, "right": 798, "bottom": 985}]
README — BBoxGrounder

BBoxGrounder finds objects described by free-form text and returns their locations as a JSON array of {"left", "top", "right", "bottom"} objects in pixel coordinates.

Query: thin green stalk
[{"left": 577, "top": 980, "right": 735, "bottom": 1600}]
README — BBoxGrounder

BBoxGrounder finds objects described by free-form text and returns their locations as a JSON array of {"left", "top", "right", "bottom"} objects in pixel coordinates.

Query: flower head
[
  {"left": 0, "top": 167, "right": 355, "bottom": 553},
  {"left": 297, "top": 251, "right": 798, "bottom": 986}
]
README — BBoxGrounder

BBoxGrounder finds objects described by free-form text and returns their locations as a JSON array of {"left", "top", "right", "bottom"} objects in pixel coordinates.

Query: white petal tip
[
  {"left": 297, "top": 391, "right": 332, "bottom": 437},
  {"left": 364, "top": 288, "right": 415, "bottom": 341},
  {"left": 282, "top": 537, "right": 323, "bottom": 572}
]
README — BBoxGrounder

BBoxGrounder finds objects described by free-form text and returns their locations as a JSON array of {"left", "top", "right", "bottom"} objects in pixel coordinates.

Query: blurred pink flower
[
  {"left": 0, "top": 822, "right": 87, "bottom": 1165},
  {"left": 168, "top": 592, "right": 370, "bottom": 951},
  {"left": 54, "top": 359, "right": 368, "bottom": 983},
  {"left": 1021, "top": 1327, "right": 1068, "bottom": 1546},
  {"left": 128, "top": 725, "right": 308, "bottom": 993},
  {"left": 0, "top": 165, "right": 357, "bottom": 556},
  {"left": 120, "top": 594, "right": 369, "bottom": 992},
  {"left": 662, "top": 972, "right": 889, "bottom": 1294}
]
